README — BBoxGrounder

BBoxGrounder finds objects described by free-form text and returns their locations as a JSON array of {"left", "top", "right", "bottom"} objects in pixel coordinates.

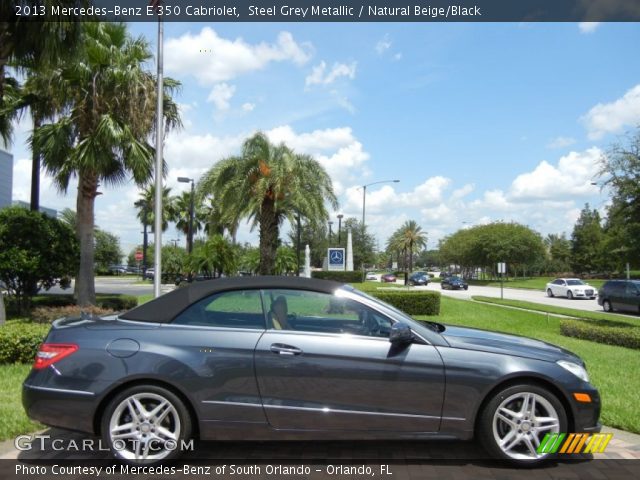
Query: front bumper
[{"left": 571, "top": 387, "right": 602, "bottom": 433}]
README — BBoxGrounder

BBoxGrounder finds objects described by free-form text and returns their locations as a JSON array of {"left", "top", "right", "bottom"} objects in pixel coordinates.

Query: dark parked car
[
  {"left": 380, "top": 272, "right": 397, "bottom": 283},
  {"left": 23, "top": 277, "right": 600, "bottom": 464},
  {"left": 408, "top": 271, "right": 430, "bottom": 286},
  {"left": 441, "top": 276, "right": 468, "bottom": 290},
  {"left": 598, "top": 279, "right": 640, "bottom": 313}
]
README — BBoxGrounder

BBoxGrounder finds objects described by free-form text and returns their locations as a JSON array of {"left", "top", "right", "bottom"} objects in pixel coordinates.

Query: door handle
[{"left": 270, "top": 343, "right": 303, "bottom": 356}]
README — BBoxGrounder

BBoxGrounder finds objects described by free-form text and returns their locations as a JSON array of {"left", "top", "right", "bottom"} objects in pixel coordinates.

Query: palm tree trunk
[
  {"left": 30, "top": 117, "right": 41, "bottom": 211},
  {"left": 75, "top": 171, "right": 98, "bottom": 306},
  {"left": 259, "top": 198, "right": 278, "bottom": 275}
]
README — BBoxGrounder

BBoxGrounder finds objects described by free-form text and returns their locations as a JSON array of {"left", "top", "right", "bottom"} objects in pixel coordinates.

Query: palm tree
[
  {"left": 31, "top": 22, "right": 181, "bottom": 306},
  {"left": 135, "top": 184, "right": 176, "bottom": 233},
  {"left": 198, "top": 132, "right": 338, "bottom": 274},
  {"left": 199, "top": 195, "right": 239, "bottom": 241},
  {"left": 172, "top": 190, "right": 202, "bottom": 242},
  {"left": 0, "top": 1, "right": 83, "bottom": 142},
  {"left": 388, "top": 220, "right": 428, "bottom": 274},
  {"left": 188, "top": 235, "right": 238, "bottom": 278}
]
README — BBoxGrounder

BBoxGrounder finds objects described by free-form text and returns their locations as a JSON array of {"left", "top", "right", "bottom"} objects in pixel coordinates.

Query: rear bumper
[{"left": 22, "top": 383, "right": 97, "bottom": 434}]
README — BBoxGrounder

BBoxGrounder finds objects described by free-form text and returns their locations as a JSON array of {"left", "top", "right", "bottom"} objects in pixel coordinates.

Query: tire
[
  {"left": 101, "top": 385, "right": 192, "bottom": 464},
  {"left": 547, "top": 289, "right": 554, "bottom": 298},
  {"left": 603, "top": 299, "right": 613, "bottom": 312},
  {"left": 477, "top": 383, "right": 567, "bottom": 464},
  {"left": 567, "top": 290, "right": 573, "bottom": 300}
]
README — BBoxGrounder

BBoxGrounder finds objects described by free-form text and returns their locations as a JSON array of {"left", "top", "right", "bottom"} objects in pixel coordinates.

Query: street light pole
[
  {"left": 337, "top": 214, "right": 343, "bottom": 244},
  {"left": 296, "top": 213, "right": 301, "bottom": 276},
  {"left": 178, "top": 177, "right": 195, "bottom": 254},
  {"left": 328, "top": 221, "right": 334, "bottom": 244},
  {"left": 361, "top": 179, "right": 400, "bottom": 231},
  {"left": 152, "top": 8, "right": 164, "bottom": 299}
]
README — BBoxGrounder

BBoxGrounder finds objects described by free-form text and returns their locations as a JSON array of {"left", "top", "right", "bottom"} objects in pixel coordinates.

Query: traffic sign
[{"left": 135, "top": 250, "right": 143, "bottom": 261}]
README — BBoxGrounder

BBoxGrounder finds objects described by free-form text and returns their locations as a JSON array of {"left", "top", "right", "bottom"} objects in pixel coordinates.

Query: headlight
[{"left": 557, "top": 360, "right": 589, "bottom": 383}]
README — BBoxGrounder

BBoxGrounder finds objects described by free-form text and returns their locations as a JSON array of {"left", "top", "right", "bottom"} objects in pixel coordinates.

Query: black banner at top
[{"left": 7, "top": 0, "right": 640, "bottom": 22}]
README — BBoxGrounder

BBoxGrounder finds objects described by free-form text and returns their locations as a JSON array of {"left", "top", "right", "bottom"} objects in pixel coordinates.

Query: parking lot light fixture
[{"left": 361, "top": 180, "right": 400, "bottom": 231}]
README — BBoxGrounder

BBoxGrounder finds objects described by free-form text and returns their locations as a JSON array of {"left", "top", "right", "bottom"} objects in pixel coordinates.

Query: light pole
[
  {"left": 337, "top": 214, "right": 344, "bottom": 244},
  {"left": 178, "top": 177, "right": 195, "bottom": 254},
  {"left": 152, "top": 1, "right": 164, "bottom": 298},
  {"left": 296, "top": 212, "right": 302, "bottom": 276},
  {"left": 328, "top": 221, "right": 334, "bottom": 244},
  {"left": 361, "top": 180, "right": 400, "bottom": 231}
]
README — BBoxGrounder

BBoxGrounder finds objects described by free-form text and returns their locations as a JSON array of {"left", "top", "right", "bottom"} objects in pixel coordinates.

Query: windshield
[{"left": 567, "top": 280, "right": 586, "bottom": 286}]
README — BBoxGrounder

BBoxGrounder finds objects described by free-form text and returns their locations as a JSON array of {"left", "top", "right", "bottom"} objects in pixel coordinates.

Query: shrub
[
  {"left": 0, "top": 321, "right": 49, "bottom": 364},
  {"left": 560, "top": 318, "right": 640, "bottom": 350},
  {"left": 312, "top": 271, "right": 364, "bottom": 283},
  {"left": 370, "top": 290, "right": 441, "bottom": 316},
  {"left": 94, "top": 295, "right": 137, "bottom": 311},
  {"left": 31, "top": 306, "right": 116, "bottom": 324}
]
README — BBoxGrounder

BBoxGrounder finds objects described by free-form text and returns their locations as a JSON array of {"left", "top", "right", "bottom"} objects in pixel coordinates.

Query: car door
[
  {"left": 254, "top": 289, "right": 445, "bottom": 432},
  {"left": 551, "top": 279, "right": 564, "bottom": 296},
  {"left": 162, "top": 289, "right": 267, "bottom": 424},
  {"left": 609, "top": 282, "right": 627, "bottom": 311},
  {"left": 622, "top": 282, "right": 640, "bottom": 312}
]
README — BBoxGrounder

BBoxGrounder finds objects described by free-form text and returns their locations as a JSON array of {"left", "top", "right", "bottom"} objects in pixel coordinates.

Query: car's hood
[{"left": 441, "top": 325, "right": 582, "bottom": 363}]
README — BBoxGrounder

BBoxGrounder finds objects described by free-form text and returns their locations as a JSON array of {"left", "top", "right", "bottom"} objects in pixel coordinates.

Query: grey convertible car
[{"left": 23, "top": 277, "right": 600, "bottom": 464}]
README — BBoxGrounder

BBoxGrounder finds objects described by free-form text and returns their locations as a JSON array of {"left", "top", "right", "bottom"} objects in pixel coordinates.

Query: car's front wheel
[
  {"left": 477, "top": 384, "right": 567, "bottom": 464},
  {"left": 603, "top": 299, "right": 613, "bottom": 312},
  {"left": 547, "top": 288, "right": 554, "bottom": 297},
  {"left": 567, "top": 290, "right": 573, "bottom": 300},
  {"left": 101, "top": 385, "right": 192, "bottom": 464}
]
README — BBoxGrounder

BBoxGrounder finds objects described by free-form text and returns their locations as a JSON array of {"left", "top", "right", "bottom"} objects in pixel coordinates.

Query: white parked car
[
  {"left": 545, "top": 278, "right": 597, "bottom": 300},
  {"left": 365, "top": 272, "right": 378, "bottom": 281}
]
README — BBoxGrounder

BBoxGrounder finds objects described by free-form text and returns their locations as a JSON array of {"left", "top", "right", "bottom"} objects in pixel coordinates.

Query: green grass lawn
[
  {"left": 423, "top": 296, "right": 640, "bottom": 434},
  {"left": 472, "top": 296, "right": 639, "bottom": 324},
  {"left": 0, "top": 364, "right": 42, "bottom": 441},
  {"left": 467, "top": 276, "right": 606, "bottom": 290}
]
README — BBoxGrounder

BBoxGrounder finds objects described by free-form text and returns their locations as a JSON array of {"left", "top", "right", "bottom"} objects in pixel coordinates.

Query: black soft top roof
[{"left": 119, "top": 276, "right": 344, "bottom": 324}]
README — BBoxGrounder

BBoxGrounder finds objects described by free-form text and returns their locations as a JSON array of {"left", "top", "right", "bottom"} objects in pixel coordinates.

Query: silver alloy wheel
[
  {"left": 108, "top": 392, "right": 181, "bottom": 461},
  {"left": 567, "top": 290, "right": 573, "bottom": 299},
  {"left": 547, "top": 289, "right": 553, "bottom": 297},
  {"left": 603, "top": 300, "right": 612, "bottom": 312},
  {"left": 492, "top": 391, "right": 561, "bottom": 461}
]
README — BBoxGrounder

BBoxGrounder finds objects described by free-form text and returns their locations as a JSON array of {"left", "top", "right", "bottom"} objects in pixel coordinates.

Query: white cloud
[
  {"left": 207, "top": 83, "right": 236, "bottom": 111},
  {"left": 241, "top": 102, "right": 255, "bottom": 112},
  {"left": 509, "top": 147, "right": 602, "bottom": 200},
  {"left": 581, "top": 84, "right": 640, "bottom": 140},
  {"left": 578, "top": 22, "right": 601, "bottom": 34},
  {"left": 165, "top": 28, "right": 312, "bottom": 85},
  {"left": 375, "top": 34, "right": 392, "bottom": 54},
  {"left": 547, "top": 136, "right": 576, "bottom": 149},
  {"left": 305, "top": 61, "right": 357, "bottom": 87}
]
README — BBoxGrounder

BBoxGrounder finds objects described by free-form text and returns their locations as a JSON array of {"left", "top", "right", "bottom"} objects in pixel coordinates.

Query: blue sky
[{"left": 9, "top": 21, "right": 640, "bottom": 255}]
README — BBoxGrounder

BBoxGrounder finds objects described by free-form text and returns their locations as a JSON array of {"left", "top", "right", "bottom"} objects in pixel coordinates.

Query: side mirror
[{"left": 389, "top": 323, "right": 413, "bottom": 344}]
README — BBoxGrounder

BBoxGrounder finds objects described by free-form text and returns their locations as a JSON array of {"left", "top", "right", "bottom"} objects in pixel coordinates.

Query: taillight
[{"left": 33, "top": 343, "right": 78, "bottom": 370}]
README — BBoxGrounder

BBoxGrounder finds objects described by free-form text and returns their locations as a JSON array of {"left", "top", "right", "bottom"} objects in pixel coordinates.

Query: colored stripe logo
[{"left": 537, "top": 433, "right": 612, "bottom": 454}]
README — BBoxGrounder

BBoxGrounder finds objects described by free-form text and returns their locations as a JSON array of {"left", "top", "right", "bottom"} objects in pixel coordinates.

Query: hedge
[
  {"left": 312, "top": 271, "right": 364, "bottom": 283},
  {"left": 7, "top": 294, "right": 137, "bottom": 314},
  {"left": 560, "top": 318, "right": 640, "bottom": 350},
  {"left": 370, "top": 290, "right": 441, "bottom": 316},
  {"left": 31, "top": 305, "right": 116, "bottom": 324},
  {"left": 0, "top": 321, "right": 49, "bottom": 364}
]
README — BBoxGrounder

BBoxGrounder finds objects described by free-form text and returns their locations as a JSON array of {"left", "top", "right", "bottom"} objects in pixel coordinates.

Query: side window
[
  {"left": 263, "top": 289, "right": 391, "bottom": 338},
  {"left": 611, "top": 283, "right": 625, "bottom": 294},
  {"left": 172, "top": 290, "right": 265, "bottom": 329},
  {"left": 626, "top": 283, "right": 639, "bottom": 296},
  {"left": 553, "top": 280, "right": 563, "bottom": 285}
]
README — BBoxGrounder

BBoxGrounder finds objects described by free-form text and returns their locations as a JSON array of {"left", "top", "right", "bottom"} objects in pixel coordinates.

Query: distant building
[
  {"left": 0, "top": 148, "right": 12, "bottom": 209},
  {"left": 12, "top": 200, "right": 58, "bottom": 219}
]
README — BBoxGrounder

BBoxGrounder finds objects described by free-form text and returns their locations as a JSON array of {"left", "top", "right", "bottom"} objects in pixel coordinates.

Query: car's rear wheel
[
  {"left": 101, "top": 385, "right": 192, "bottom": 464},
  {"left": 547, "top": 289, "right": 554, "bottom": 298},
  {"left": 567, "top": 290, "right": 573, "bottom": 300},
  {"left": 477, "top": 384, "right": 567, "bottom": 464},
  {"left": 603, "top": 299, "right": 613, "bottom": 312}
]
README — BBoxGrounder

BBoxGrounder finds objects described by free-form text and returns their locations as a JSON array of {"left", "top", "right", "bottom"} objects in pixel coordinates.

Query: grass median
[{"left": 471, "top": 296, "right": 638, "bottom": 325}]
